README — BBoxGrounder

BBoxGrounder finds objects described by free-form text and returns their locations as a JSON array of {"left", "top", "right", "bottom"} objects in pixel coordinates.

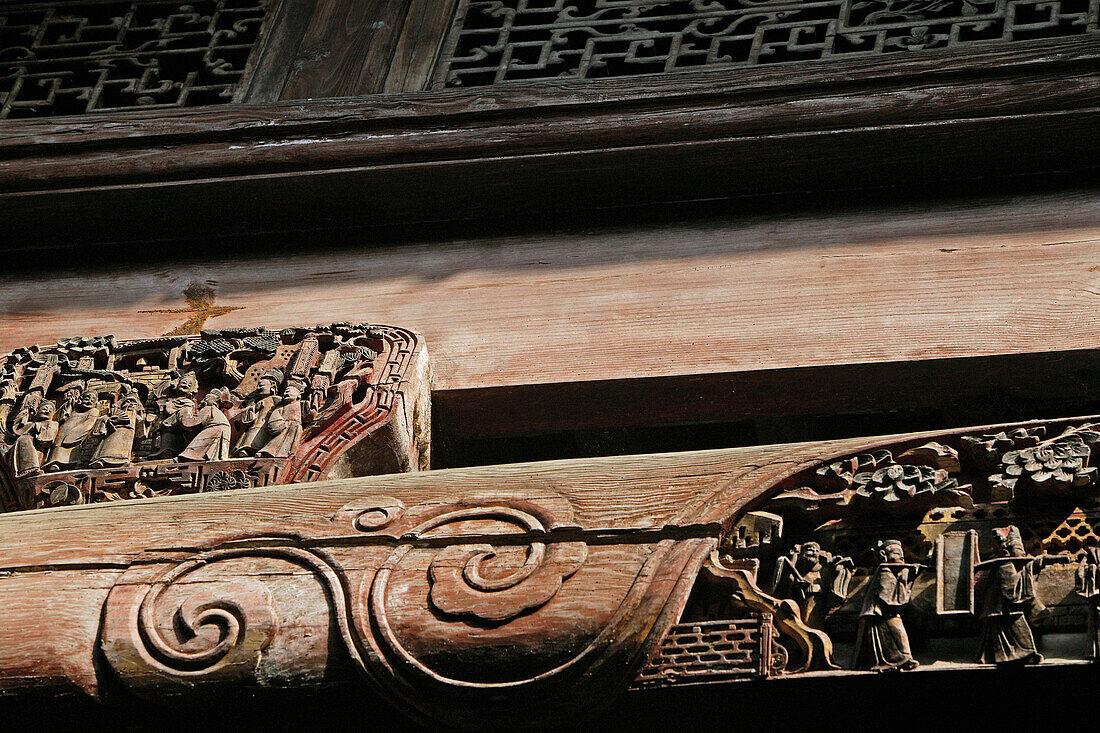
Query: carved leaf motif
[
  {"left": 769, "top": 442, "right": 972, "bottom": 519},
  {"left": 990, "top": 426, "right": 1100, "bottom": 500}
]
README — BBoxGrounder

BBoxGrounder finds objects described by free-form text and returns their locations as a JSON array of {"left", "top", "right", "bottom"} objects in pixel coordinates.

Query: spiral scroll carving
[
  {"left": 103, "top": 544, "right": 373, "bottom": 691},
  {"left": 138, "top": 568, "right": 261, "bottom": 673},
  {"left": 410, "top": 506, "right": 587, "bottom": 623},
  {"left": 104, "top": 495, "right": 609, "bottom": 708}
]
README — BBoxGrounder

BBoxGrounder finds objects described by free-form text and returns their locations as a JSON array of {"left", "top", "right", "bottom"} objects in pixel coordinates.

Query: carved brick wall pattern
[{"left": 633, "top": 617, "right": 776, "bottom": 686}]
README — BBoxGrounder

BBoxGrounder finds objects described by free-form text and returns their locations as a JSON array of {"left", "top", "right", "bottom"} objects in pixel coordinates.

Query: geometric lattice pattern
[
  {"left": 0, "top": 0, "right": 273, "bottom": 118},
  {"left": 433, "top": 0, "right": 1100, "bottom": 88},
  {"left": 633, "top": 618, "right": 773, "bottom": 687}
]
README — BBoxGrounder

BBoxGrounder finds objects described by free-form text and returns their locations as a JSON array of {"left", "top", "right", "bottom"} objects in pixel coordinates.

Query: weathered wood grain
[
  {"left": 237, "top": 0, "right": 319, "bottom": 103},
  {"left": 3, "top": 39, "right": 1100, "bottom": 248},
  {"left": 0, "top": 442, "right": 808, "bottom": 567},
  {"left": 5, "top": 36, "right": 1099, "bottom": 148},
  {"left": 279, "top": 0, "right": 413, "bottom": 100},
  {"left": 7, "top": 75, "right": 1100, "bottom": 191},
  {"left": 1, "top": 191, "right": 1097, "bottom": 401},
  {"left": 382, "top": 0, "right": 456, "bottom": 93}
]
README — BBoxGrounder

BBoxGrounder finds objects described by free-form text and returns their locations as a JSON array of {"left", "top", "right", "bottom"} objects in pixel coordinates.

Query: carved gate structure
[{"left": 2, "top": 0, "right": 1100, "bottom": 730}]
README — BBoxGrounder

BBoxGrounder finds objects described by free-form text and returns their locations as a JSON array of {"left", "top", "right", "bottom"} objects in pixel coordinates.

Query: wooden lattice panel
[
  {"left": 0, "top": 0, "right": 278, "bottom": 118},
  {"left": 433, "top": 0, "right": 1100, "bottom": 88}
]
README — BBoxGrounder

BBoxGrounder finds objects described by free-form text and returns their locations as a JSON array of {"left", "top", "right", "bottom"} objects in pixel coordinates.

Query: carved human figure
[
  {"left": 56, "top": 381, "right": 84, "bottom": 422},
  {"left": 771, "top": 542, "right": 854, "bottom": 628},
  {"left": 176, "top": 388, "right": 233, "bottom": 462},
  {"left": 148, "top": 372, "right": 200, "bottom": 458},
  {"left": 45, "top": 389, "right": 100, "bottom": 471},
  {"left": 233, "top": 369, "right": 282, "bottom": 456},
  {"left": 257, "top": 381, "right": 304, "bottom": 459},
  {"left": 307, "top": 358, "right": 373, "bottom": 426},
  {"left": 90, "top": 392, "right": 145, "bottom": 468},
  {"left": 851, "top": 539, "right": 921, "bottom": 671},
  {"left": 1075, "top": 547, "right": 1100, "bottom": 660},
  {"left": 10, "top": 401, "right": 58, "bottom": 478},
  {"left": 0, "top": 379, "right": 17, "bottom": 433},
  {"left": 977, "top": 525, "right": 1069, "bottom": 665}
]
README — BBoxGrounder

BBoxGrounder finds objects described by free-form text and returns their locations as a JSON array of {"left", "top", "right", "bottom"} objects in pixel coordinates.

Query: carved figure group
[
  {"left": 0, "top": 328, "right": 379, "bottom": 486},
  {"left": 849, "top": 528, "right": 1074, "bottom": 670},
  {"left": 2, "top": 370, "right": 312, "bottom": 479},
  {"left": 697, "top": 429, "right": 1100, "bottom": 681},
  {"left": 232, "top": 370, "right": 305, "bottom": 459},
  {"left": 752, "top": 526, "right": 1091, "bottom": 674}
]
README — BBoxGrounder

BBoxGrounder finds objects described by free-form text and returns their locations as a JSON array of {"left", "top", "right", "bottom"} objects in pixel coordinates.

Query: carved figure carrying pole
[
  {"left": 851, "top": 539, "right": 924, "bottom": 671},
  {"left": 1075, "top": 547, "right": 1100, "bottom": 660},
  {"left": 976, "top": 525, "right": 1070, "bottom": 665}
]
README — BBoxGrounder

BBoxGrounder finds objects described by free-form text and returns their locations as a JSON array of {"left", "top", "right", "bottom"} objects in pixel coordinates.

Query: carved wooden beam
[{"left": 3, "top": 415, "right": 1099, "bottom": 729}]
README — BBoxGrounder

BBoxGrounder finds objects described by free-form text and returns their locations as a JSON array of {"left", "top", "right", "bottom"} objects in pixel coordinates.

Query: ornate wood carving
[
  {"left": 699, "top": 552, "right": 838, "bottom": 672},
  {"left": 93, "top": 489, "right": 711, "bottom": 727},
  {"left": 433, "top": 0, "right": 1100, "bottom": 88},
  {"left": 3, "top": 415, "right": 1100, "bottom": 727},
  {"left": 0, "top": 323, "right": 429, "bottom": 512}
]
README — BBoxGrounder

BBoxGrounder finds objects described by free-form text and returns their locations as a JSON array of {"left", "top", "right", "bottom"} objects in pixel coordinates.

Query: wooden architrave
[
  {"left": 3, "top": 37, "right": 1100, "bottom": 247},
  {"left": 0, "top": 414, "right": 1095, "bottom": 729}
]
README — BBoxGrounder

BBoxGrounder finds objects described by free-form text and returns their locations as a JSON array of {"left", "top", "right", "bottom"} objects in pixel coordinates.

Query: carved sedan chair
[{"left": 3, "top": 0, "right": 1100, "bottom": 730}]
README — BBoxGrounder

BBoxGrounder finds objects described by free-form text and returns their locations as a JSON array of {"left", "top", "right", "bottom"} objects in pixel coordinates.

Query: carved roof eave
[{"left": 1, "top": 414, "right": 1096, "bottom": 728}]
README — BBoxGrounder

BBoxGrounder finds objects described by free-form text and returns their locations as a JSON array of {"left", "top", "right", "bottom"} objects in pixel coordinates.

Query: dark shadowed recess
[
  {"left": 433, "top": 349, "right": 1100, "bottom": 468},
  {"left": 2, "top": 660, "right": 1096, "bottom": 731}
]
